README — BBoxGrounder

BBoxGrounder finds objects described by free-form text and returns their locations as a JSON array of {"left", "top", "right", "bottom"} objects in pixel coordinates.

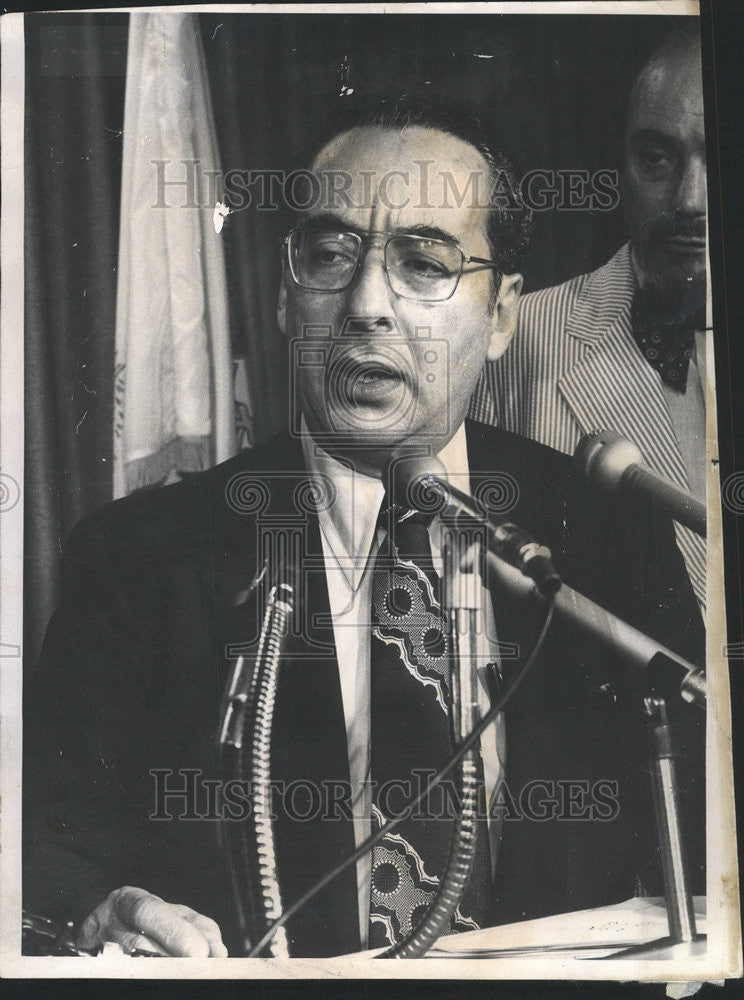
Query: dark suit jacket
[{"left": 23, "top": 421, "right": 705, "bottom": 957}]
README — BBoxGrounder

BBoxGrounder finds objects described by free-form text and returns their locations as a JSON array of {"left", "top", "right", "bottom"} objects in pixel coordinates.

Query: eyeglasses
[{"left": 283, "top": 228, "right": 500, "bottom": 302}]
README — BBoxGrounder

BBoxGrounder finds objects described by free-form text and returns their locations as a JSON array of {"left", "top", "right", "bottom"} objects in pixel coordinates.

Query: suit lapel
[
  {"left": 270, "top": 510, "right": 359, "bottom": 957},
  {"left": 557, "top": 247, "right": 706, "bottom": 610}
]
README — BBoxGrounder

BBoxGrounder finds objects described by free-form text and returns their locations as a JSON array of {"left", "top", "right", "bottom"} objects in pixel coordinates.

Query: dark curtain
[
  {"left": 200, "top": 14, "right": 676, "bottom": 295},
  {"left": 24, "top": 11, "right": 682, "bottom": 666},
  {"left": 24, "top": 14, "right": 128, "bottom": 668}
]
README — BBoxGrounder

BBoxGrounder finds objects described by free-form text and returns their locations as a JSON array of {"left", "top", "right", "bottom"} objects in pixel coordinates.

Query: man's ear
[
  {"left": 277, "top": 273, "right": 288, "bottom": 337},
  {"left": 487, "top": 272, "right": 522, "bottom": 361}
]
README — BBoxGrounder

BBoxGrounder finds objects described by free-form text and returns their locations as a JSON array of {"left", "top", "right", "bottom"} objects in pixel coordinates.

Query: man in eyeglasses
[
  {"left": 278, "top": 120, "right": 523, "bottom": 475},
  {"left": 24, "top": 100, "right": 704, "bottom": 958}
]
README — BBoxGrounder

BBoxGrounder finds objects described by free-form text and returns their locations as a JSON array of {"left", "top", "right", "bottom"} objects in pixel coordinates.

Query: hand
[{"left": 76, "top": 886, "right": 228, "bottom": 957}]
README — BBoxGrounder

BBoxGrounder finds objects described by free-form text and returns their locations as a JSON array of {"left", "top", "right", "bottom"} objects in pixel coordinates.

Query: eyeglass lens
[{"left": 289, "top": 230, "right": 463, "bottom": 300}]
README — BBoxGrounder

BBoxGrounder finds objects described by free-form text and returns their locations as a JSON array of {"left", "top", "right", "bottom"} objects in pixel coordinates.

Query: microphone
[
  {"left": 484, "top": 550, "right": 705, "bottom": 709},
  {"left": 386, "top": 455, "right": 561, "bottom": 596},
  {"left": 575, "top": 430, "right": 706, "bottom": 538}
]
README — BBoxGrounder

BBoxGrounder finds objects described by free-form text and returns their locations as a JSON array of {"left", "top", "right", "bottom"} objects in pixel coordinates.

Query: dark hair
[{"left": 296, "top": 95, "right": 533, "bottom": 278}]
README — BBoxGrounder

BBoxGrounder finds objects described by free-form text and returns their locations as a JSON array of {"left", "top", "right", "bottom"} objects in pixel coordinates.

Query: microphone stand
[
  {"left": 604, "top": 695, "right": 706, "bottom": 959},
  {"left": 483, "top": 549, "right": 706, "bottom": 960}
]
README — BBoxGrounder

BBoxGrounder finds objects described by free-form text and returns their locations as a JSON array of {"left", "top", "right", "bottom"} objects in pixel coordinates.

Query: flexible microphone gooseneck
[
  {"left": 574, "top": 430, "right": 706, "bottom": 538},
  {"left": 220, "top": 568, "right": 295, "bottom": 958}
]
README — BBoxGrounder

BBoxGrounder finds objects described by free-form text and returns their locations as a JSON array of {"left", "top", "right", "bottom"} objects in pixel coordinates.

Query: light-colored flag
[{"left": 114, "top": 12, "right": 235, "bottom": 497}]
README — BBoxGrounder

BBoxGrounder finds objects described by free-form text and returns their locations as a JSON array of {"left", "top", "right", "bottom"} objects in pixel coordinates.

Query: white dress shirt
[{"left": 301, "top": 421, "right": 506, "bottom": 946}]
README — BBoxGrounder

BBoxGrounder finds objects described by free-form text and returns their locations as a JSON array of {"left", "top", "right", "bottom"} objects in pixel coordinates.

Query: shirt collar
[{"left": 301, "top": 419, "right": 470, "bottom": 591}]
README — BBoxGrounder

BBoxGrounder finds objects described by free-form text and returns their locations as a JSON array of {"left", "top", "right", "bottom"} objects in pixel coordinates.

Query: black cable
[{"left": 246, "top": 594, "right": 556, "bottom": 958}]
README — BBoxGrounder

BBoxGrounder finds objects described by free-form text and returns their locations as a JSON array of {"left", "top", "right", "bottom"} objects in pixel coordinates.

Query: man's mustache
[{"left": 646, "top": 212, "right": 706, "bottom": 242}]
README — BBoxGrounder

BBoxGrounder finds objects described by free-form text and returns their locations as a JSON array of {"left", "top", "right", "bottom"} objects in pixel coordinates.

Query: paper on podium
[{"left": 425, "top": 897, "right": 707, "bottom": 959}]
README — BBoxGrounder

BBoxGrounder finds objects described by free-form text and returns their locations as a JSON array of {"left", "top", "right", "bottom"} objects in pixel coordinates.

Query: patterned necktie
[
  {"left": 630, "top": 284, "right": 705, "bottom": 391},
  {"left": 368, "top": 502, "right": 491, "bottom": 949}
]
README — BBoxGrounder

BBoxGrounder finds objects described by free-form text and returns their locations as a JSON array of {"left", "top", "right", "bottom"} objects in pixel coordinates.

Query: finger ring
[{"left": 128, "top": 934, "right": 144, "bottom": 955}]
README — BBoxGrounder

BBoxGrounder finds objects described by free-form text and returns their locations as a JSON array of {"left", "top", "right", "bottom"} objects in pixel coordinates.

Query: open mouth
[
  {"left": 328, "top": 351, "right": 411, "bottom": 413},
  {"left": 353, "top": 361, "right": 403, "bottom": 385},
  {"left": 342, "top": 353, "right": 407, "bottom": 387},
  {"left": 324, "top": 347, "right": 417, "bottom": 429},
  {"left": 347, "top": 360, "right": 406, "bottom": 404}
]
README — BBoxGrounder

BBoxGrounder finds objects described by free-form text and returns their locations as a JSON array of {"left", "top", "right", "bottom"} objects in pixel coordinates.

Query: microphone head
[
  {"left": 384, "top": 453, "right": 448, "bottom": 513},
  {"left": 575, "top": 429, "right": 644, "bottom": 492}
]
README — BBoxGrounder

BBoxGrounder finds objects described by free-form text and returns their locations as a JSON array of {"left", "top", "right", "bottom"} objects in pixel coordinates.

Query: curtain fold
[{"left": 24, "top": 14, "right": 128, "bottom": 668}]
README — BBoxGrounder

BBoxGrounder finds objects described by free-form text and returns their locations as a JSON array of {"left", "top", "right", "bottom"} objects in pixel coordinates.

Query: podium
[{"left": 421, "top": 896, "right": 707, "bottom": 960}]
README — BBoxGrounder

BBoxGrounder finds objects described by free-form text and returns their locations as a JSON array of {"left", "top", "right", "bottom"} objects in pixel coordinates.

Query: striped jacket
[{"left": 469, "top": 242, "right": 706, "bottom": 609}]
